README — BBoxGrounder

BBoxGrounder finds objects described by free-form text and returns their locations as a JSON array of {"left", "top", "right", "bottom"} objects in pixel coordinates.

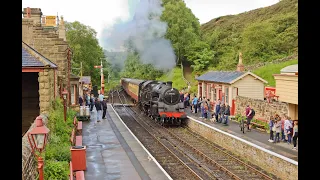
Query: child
[
  {"left": 268, "top": 116, "right": 274, "bottom": 142},
  {"left": 274, "top": 114, "right": 281, "bottom": 143},
  {"left": 204, "top": 104, "right": 208, "bottom": 119}
]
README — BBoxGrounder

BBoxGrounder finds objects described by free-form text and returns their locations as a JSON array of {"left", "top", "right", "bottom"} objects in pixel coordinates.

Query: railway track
[
  {"left": 112, "top": 91, "right": 203, "bottom": 179},
  {"left": 111, "top": 90, "right": 278, "bottom": 180}
]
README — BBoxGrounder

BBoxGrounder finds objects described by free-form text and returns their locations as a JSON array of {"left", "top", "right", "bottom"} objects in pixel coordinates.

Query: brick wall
[
  {"left": 235, "top": 96, "right": 288, "bottom": 120},
  {"left": 22, "top": 114, "right": 49, "bottom": 180}
]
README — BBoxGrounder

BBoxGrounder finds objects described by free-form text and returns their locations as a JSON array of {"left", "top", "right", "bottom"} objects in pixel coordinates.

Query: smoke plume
[{"left": 100, "top": 0, "right": 176, "bottom": 71}]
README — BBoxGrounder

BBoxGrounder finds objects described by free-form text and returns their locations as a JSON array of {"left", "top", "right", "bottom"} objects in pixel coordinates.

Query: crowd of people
[
  {"left": 268, "top": 114, "right": 298, "bottom": 150},
  {"left": 180, "top": 91, "right": 298, "bottom": 150},
  {"left": 180, "top": 92, "right": 231, "bottom": 126},
  {"left": 78, "top": 92, "right": 108, "bottom": 123}
]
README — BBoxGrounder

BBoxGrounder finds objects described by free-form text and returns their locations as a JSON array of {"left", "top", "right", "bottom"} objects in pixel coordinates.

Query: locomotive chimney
[{"left": 166, "top": 81, "right": 173, "bottom": 87}]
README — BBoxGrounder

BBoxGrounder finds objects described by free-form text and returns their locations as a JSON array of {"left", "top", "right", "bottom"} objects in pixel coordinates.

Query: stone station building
[{"left": 196, "top": 53, "right": 268, "bottom": 115}]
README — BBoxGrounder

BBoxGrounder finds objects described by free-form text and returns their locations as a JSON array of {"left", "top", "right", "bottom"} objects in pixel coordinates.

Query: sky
[{"left": 22, "top": 0, "right": 279, "bottom": 49}]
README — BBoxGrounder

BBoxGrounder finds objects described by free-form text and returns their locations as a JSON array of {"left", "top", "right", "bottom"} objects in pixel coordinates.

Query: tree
[
  {"left": 241, "top": 21, "right": 278, "bottom": 63},
  {"left": 187, "top": 40, "right": 214, "bottom": 72},
  {"left": 161, "top": 0, "right": 200, "bottom": 65},
  {"left": 121, "top": 53, "right": 163, "bottom": 80},
  {"left": 65, "top": 21, "right": 108, "bottom": 86}
]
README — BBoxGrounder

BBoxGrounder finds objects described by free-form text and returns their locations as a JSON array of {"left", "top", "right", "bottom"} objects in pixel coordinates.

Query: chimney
[
  {"left": 236, "top": 52, "right": 244, "bottom": 72},
  {"left": 58, "top": 16, "right": 67, "bottom": 41},
  {"left": 22, "top": 8, "right": 42, "bottom": 25},
  {"left": 166, "top": 81, "right": 173, "bottom": 87}
]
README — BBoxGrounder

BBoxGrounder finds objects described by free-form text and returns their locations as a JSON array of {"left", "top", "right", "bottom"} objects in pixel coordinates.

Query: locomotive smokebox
[{"left": 166, "top": 81, "right": 173, "bottom": 87}]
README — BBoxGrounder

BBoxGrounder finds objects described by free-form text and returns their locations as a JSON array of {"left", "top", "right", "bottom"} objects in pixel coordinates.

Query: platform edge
[
  {"left": 187, "top": 116, "right": 298, "bottom": 166},
  {"left": 110, "top": 104, "right": 173, "bottom": 180}
]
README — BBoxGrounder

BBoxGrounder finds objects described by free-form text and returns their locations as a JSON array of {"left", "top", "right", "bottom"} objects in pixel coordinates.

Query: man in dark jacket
[
  {"left": 101, "top": 97, "right": 108, "bottom": 119},
  {"left": 79, "top": 96, "right": 83, "bottom": 106},
  {"left": 223, "top": 103, "right": 231, "bottom": 125},
  {"left": 95, "top": 98, "right": 102, "bottom": 122}
]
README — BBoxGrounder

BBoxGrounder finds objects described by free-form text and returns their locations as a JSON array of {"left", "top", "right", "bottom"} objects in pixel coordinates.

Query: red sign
[{"left": 94, "top": 66, "right": 101, "bottom": 68}]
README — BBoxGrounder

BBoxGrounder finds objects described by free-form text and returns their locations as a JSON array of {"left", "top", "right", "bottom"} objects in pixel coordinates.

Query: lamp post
[
  {"left": 27, "top": 116, "right": 50, "bottom": 180},
  {"left": 62, "top": 89, "right": 68, "bottom": 122}
]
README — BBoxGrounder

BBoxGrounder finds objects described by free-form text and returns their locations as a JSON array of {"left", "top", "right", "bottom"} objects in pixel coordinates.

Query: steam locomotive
[{"left": 120, "top": 78, "right": 186, "bottom": 125}]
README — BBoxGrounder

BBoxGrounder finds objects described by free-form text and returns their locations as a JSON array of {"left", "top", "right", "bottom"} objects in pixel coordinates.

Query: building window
[{"left": 225, "top": 87, "right": 229, "bottom": 104}]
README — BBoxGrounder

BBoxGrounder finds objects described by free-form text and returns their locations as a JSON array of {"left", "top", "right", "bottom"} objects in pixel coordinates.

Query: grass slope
[
  {"left": 157, "top": 67, "right": 187, "bottom": 90},
  {"left": 253, "top": 59, "right": 298, "bottom": 87}
]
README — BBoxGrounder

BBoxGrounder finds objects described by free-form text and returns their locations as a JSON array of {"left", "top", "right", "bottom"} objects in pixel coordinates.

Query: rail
[
  {"left": 113, "top": 90, "right": 201, "bottom": 179},
  {"left": 114, "top": 89, "right": 276, "bottom": 179}
]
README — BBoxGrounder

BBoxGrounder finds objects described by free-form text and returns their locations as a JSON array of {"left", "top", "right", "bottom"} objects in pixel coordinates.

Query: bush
[
  {"left": 42, "top": 98, "right": 77, "bottom": 180},
  {"left": 45, "top": 141, "right": 71, "bottom": 162},
  {"left": 44, "top": 160, "right": 69, "bottom": 180}
]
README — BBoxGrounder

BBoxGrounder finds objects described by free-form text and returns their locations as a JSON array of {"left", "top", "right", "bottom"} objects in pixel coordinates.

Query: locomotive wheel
[{"left": 160, "top": 117, "right": 165, "bottom": 126}]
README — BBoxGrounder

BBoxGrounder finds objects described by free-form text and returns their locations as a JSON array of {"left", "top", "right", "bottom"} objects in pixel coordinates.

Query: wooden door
[{"left": 219, "top": 89, "right": 222, "bottom": 100}]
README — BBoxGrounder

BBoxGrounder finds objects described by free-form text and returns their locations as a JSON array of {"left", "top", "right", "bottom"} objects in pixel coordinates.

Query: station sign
[{"left": 44, "top": 16, "right": 56, "bottom": 27}]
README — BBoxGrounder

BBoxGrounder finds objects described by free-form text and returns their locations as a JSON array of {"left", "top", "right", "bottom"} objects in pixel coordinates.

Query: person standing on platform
[
  {"left": 215, "top": 99, "right": 221, "bottom": 122},
  {"left": 268, "top": 116, "right": 275, "bottom": 142},
  {"left": 79, "top": 96, "right": 83, "bottom": 106},
  {"left": 90, "top": 94, "right": 95, "bottom": 111},
  {"left": 223, "top": 103, "right": 230, "bottom": 125},
  {"left": 192, "top": 95, "right": 198, "bottom": 113},
  {"left": 99, "top": 92, "right": 104, "bottom": 102},
  {"left": 292, "top": 120, "right": 298, "bottom": 150},
  {"left": 284, "top": 116, "right": 293, "bottom": 144},
  {"left": 101, "top": 97, "right": 108, "bottom": 120},
  {"left": 274, "top": 114, "right": 281, "bottom": 143},
  {"left": 95, "top": 98, "right": 103, "bottom": 122}
]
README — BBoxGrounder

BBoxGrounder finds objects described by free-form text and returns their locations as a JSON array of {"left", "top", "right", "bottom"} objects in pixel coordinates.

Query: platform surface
[
  {"left": 82, "top": 105, "right": 171, "bottom": 180},
  {"left": 185, "top": 108, "right": 298, "bottom": 161}
]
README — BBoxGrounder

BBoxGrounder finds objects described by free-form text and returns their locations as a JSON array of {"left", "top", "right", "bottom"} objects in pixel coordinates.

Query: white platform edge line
[
  {"left": 187, "top": 116, "right": 298, "bottom": 166},
  {"left": 110, "top": 105, "right": 173, "bottom": 180}
]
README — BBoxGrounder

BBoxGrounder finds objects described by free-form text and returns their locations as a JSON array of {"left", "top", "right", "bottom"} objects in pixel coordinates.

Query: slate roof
[
  {"left": 22, "top": 47, "right": 45, "bottom": 67},
  {"left": 22, "top": 42, "right": 58, "bottom": 68},
  {"left": 196, "top": 71, "right": 246, "bottom": 84}
]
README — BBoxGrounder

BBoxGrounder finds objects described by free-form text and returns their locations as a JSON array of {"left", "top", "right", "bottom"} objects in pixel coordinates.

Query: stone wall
[
  {"left": 38, "top": 69, "right": 56, "bottom": 114},
  {"left": 235, "top": 96, "right": 288, "bottom": 120},
  {"left": 186, "top": 119, "right": 298, "bottom": 180},
  {"left": 22, "top": 114, "right": 49, "bottom": 180}
]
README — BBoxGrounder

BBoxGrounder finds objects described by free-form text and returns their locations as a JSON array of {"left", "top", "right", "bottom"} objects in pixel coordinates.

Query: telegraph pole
[{"left": 94, "top": 59, "right": 105, "bottom": 95}]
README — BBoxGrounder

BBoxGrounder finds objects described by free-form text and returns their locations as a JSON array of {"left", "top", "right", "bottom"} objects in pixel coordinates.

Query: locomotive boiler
[{"left": 120, "top": 78, "right": 186, "bottom": 125}]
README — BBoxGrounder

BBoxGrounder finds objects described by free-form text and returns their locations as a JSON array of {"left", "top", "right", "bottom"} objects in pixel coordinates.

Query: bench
[
  {"left": 70, "top": 128, "right": 76, "bottom": 146},
  {"left": 76, "top": 136, "right": 82, "bottom": 146},
  {"left": 251, "top": 117, "right": 268, "bottom": 129},
  {"left": 76, "top": 171, "right": 85, "bottom": 180},
  {"left": 77, "top": 121, "right": 82, "bottom": 136}
]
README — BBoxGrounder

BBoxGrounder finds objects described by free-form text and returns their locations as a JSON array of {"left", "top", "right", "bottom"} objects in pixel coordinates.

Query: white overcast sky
[{"left": 22, "top": 0, "right": 279, "bottom": 48}]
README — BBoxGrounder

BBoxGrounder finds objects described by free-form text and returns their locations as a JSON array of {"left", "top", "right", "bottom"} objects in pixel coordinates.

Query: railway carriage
[
  {"left": 120, "top": 78, "right": 186, "bottom": 126},
  {"left": 121, "top": 78, "right": 144, "bottom": 103}
]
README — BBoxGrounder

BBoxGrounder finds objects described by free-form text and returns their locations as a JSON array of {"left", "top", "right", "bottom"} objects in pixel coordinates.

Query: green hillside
[
  {"left": 201, "top": 0, "right": 298, "bottom": 70},
  {"left": 156, "top": 67, "right": 187, "bottom": 90},
  {"left": 253, "top": 59, "right": 298, "bottom": 87}
]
